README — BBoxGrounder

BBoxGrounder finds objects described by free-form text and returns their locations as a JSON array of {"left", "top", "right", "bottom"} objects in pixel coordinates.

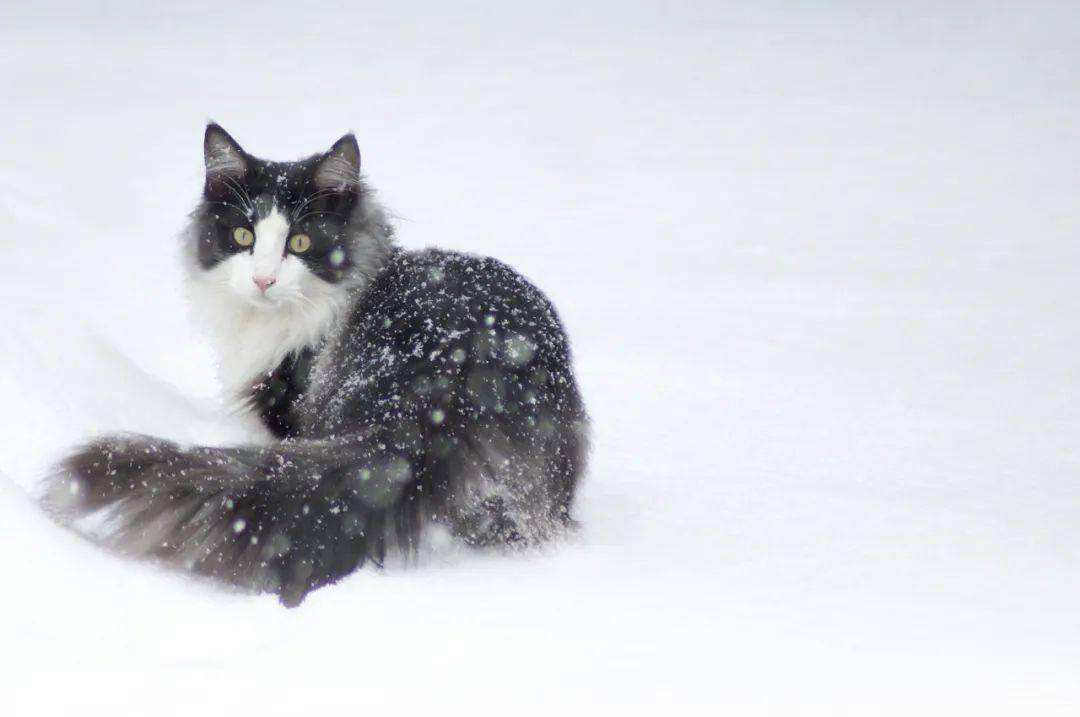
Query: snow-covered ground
[{"left": 2, "top": 1, "right": 1079, "bottom": 712}]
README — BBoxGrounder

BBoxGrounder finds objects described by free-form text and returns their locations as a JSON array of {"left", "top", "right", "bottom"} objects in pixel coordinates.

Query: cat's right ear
[
  {"left": 313, "top": 133, "right": 361, "bottom": 193},
  {"left": 203, "top": 123, "right": 247, "bottom": 188}
]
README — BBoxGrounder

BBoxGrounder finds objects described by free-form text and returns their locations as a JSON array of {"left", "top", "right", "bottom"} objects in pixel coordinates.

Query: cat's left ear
[{"left": 313, "top": 133, "right": 361, "bottom": 192}]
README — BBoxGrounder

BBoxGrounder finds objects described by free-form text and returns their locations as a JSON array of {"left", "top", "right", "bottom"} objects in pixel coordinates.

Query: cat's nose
[{"left": 253, "top": 276, "right": 277, "bottom": 293}]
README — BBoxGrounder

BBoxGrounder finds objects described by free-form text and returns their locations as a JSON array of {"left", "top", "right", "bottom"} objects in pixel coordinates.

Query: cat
[{"left": 44, "top": 124, "right": 588, "bottom": 606}]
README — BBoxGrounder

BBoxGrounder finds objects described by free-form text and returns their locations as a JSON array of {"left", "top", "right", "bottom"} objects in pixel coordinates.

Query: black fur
[
  {"left": 45, "top": 127, "right": 588, "bottom": 606},
  {"left": 251, "top": 347, "right": 316, "bottom": 439}
]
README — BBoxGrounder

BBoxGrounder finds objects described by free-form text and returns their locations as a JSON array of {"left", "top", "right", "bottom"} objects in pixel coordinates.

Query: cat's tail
[{"left": 42, "top": 432, "right": 420, "bottom": 606}]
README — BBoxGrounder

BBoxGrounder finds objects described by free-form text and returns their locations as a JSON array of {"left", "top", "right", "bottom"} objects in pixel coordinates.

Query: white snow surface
[{"left": 2, "top": 1, "right": 1079, "bottom": 712}]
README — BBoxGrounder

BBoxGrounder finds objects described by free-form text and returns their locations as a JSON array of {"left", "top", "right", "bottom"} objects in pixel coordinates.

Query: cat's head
[{"left": 186, "top": 123, "right": 393, "bottom": 310}]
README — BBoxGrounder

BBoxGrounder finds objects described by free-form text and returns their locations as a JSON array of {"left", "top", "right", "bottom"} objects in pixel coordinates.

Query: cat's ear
[
  {"left": 203, "top": 123, "right": 247, "bottom": 184},
  {"left": 313, "top": 133, "right": 361, "bottom": 192}
]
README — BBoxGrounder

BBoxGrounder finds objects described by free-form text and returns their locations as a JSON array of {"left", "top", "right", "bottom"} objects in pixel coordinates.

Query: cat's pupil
[{"left": 233, "top": 227, "right": 254, "bottom": 247}]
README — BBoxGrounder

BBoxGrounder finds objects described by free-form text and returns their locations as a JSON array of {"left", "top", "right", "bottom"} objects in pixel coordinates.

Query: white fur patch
[{"left": 252, "top": 207, "right": 289, "bottom": 280}]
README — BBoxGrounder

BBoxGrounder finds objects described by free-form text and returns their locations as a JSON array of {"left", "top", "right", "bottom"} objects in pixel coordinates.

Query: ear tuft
[
  {"left": 204, "top": 123, "right": 247, "bottom": 181},
  {"left": 313, "top": 133, "right": 361, "bottom": 191}
]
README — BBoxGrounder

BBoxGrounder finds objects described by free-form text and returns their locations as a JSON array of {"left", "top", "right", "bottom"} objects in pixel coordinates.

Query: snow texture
[{"left": 1, "top": 1, "right": 1079, "bottom": 713}]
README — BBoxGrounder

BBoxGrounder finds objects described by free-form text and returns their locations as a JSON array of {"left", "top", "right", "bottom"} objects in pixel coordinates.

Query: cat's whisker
[
  {"left": 225, "top": 175, "right": 253, "bottom": 205},
  {"left": 222, "top": 176, "right": 253, "bottom": 213},
  {"left": 294, "top": 210, "right": 346, "bottom": 224},
  {"left": 290, "top": 191, "right": 328, "bottom": 219},
  {"left": 290, "top": 189, "right": 340, "bottom": 222},
  {"left": 220, "top": 181, "right": 245, "bottom": 208},
  {"left": 205, "top": 200, "right": 249, "bottom": 217}
]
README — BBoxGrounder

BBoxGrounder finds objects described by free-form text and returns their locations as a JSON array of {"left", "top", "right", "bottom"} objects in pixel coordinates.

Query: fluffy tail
[{"left": 43, "top": 433, "right": 420, "bottom": 606}]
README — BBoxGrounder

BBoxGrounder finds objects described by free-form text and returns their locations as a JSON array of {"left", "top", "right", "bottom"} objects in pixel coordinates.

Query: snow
[{"left": 2, "top": 0, "right": 1079, "bottom": 712}]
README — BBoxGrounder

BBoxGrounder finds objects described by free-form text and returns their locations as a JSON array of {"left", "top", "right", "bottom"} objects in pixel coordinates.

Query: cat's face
[{"left": 189, "top": 124, "right": 366, "bottom": 309}]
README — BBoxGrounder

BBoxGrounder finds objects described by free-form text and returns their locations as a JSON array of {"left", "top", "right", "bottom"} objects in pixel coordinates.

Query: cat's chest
[
  {"left": 186, "top": 269, "right": 347, "bottom": 429},
  {"left": 213, "top": 313, "right": 317, "bottom": 399},
  {"left": 190, "top": 286, "right": 339, "bottom": 402}
]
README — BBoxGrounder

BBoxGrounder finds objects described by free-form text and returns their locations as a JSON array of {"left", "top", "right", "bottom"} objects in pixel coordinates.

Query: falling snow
[{"left": 2, "top": 2, "right": 1078, "bottom": 713}]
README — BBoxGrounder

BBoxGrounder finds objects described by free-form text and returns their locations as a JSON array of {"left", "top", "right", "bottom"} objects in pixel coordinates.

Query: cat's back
[
  {"left": 305, "top": 247, "right": 583, "bottom": 433},
  {"left": 348, "top": 247, "right": 573, "bottom": 362}
]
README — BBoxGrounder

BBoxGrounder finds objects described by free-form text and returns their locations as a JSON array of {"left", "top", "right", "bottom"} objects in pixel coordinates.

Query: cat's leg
[{"left": 431, "top": 419, "right": 587, "bottom": 547}]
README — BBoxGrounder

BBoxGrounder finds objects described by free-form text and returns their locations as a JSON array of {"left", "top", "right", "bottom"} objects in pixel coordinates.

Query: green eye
[
  {"left": 289, "top": 234, "right": 312, "bottom": 253},
  {"left": 233, "top": 227, "right": 254, "bottom": 247}
]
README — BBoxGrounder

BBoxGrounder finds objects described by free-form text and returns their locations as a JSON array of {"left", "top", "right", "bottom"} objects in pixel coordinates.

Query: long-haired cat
[{"left": 44, "top": 124, "right": 588, "bottom": 606}]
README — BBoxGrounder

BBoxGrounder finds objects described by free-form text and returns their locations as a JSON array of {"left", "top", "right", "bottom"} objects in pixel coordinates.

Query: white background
[{"left": 1, "top": 1, "right": 1078, "bottom": 712}]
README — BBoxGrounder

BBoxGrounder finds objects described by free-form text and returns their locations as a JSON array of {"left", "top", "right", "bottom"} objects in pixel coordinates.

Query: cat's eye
[
  {"left": 233, "top": 227, "right": 254, "bottom": 247},
  {"left": 289, "top": 234, "right": 312, "bottom": 254}
]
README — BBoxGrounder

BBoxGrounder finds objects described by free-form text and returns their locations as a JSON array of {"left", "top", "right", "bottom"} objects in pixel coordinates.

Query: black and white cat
[{"left": 45, "top": 124, "right": 588, "bottom": 606}]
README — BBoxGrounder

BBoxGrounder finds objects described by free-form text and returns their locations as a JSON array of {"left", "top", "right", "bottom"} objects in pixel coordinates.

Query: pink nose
[{"left": 253, "top": 276, "right": 277, "bottom": 293}]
